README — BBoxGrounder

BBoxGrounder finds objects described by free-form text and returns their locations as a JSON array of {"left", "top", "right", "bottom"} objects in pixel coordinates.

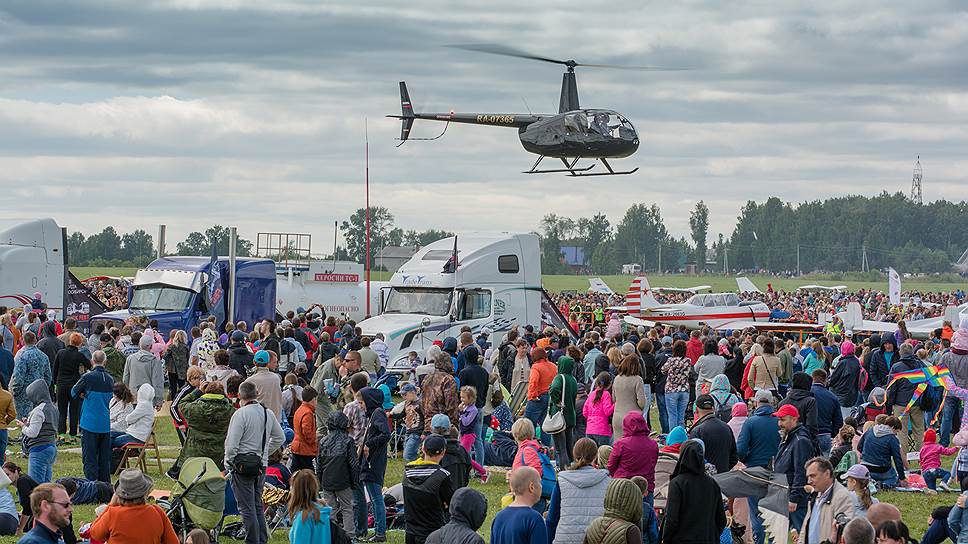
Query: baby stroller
[{"left": 160, "top": 457, "right": 227, "bottom": 542}]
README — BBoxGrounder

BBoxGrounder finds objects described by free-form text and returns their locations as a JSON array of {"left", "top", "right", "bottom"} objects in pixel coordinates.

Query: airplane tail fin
[
  {"left": 943, "top": 304, "right": 962, "bottom": 327},
  {"left": 842, "top": 302, "right": 863, "bottom": 331},
  {"left": 391, "top": 81, "right": 415, "bottom": 143},
  {"left": 588, "top": 278, "right": 614, "bottom": 295},
  {"left": 625, "top": 275, "right": 661, "bottom": 314},
  {"left": 736, "top": 276, "right": 762, "bottom": 294}
]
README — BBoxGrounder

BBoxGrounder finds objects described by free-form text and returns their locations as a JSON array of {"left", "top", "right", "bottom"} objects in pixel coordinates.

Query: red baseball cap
[{"left": 775, "top": 404, "right": 800, "bottom": 419}]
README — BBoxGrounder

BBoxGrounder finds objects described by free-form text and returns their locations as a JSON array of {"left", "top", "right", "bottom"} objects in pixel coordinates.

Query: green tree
[
  {"left": 402, "top": 229, "right": 455, "bottom": 248},
  {"left": 689, "top": 201, "right": 709, "bottom": 270},
  {"left": 176, "top": 226, "right": 252, "bottom": 257},
  {"left": 341, "top": 207, "right": 403, "bottom": 265},
  {"left": 68, "top": 232, "right": 87, "bottom": 264},
  {"left": 613, "top": 204, "right": 668, "bottom": 272},
  {"left": 121, "top": 229, "right": 155, "bottom": 266}
]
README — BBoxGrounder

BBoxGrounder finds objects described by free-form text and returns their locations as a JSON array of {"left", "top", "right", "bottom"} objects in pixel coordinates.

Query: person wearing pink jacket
[
  {"left": 921, "top": 428, "right": 958, "bottom": 490},
  {"left": 583, "top": 372, "right": 615, "bottom": 446}
]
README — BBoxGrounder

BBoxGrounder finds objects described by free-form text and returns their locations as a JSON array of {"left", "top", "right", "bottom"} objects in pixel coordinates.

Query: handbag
[
  {"left": 231, "top": 405, "right": 268, "bottom": 476},
  {"left": 542, "top": 376, "right": 566, "bottom": 435}
]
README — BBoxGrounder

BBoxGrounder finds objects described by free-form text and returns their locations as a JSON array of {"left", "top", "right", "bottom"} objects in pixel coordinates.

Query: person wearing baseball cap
[
  {"left": 773, "top": 403, "right": 816, "bottom": 531},
  {"left": 688, "top": 394, "right": 737, "bottom": 474},
  {"left": 402, "top": 434, "right": 455, "bottom": 543}
]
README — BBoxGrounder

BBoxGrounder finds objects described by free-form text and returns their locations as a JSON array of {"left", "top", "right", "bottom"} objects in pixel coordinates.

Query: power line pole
[
  {"left": 796, "top": 244, "right": 801, "bottom": 277},
  {"left": 658, "top": 245, "right": 662, "bottom": 274},
  {"left": 861, "top": 244, "right": 869, "bottom": 273},
  {"left": 724, "top": 248, "right": 729, "bottom": 275}
]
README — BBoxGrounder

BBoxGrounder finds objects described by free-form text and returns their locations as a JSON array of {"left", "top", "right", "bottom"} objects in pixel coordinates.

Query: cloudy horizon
[{"left": 2, "top": 1, "right": 967, "bottom": 253}]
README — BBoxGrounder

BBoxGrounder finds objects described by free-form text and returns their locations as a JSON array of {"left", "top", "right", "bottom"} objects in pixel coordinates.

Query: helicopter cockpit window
[{"left": 564, "top": 112, "right": 588, "bottom": 134}]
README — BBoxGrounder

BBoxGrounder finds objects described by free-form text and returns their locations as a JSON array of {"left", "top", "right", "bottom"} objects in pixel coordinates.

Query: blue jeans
[
  {"left": 655, "top": 393, "right": 669, "bottom": 434},
  {"left": 588, "top": 434, "right": 612, "bottom": 447},
  {"left": 642, "top": 492, "right": 658, "bottom": 544},
  {"left": 817, "top": 433, "right": 832, "bottom": 457},
  {"left": 28, "top": 445, "right": 57, "bottom": 483},
  {"left": 664, "top": 391, "right": 689, "bottom": 430},
  {"left": 352, "top": 485, "right": 367, "bottom": 537},
  {"left": 110, "top": 431, "right": 142, "bottom": 449},
  {"left": 748, "top": 496, "right": 765, "bottom": 544},
  {"left": 403, "top": 433, "right": 421, "bottom": 462},
  {"left": 941, "top": 399, "right": 961, "bottom": 447},
  {"left": 525, "top": 393, "right": 551, "bottom": 447},
  {"left": 81, "top": 430, "right": 112, "bottom": 483},
  {"left": 473, "top": 409, "right": 485, "bottom": 467},
  {"left": 871, "top": 467, "right": 898, "bottom": 488},
  {"left": 923, "top": 468, "right": 951, "bottom": 490},
  {"left": 364, "top": 480, "right": 386, "bottom": 536},
  {"left": 789, "top": 502, "right": 808, "bottom": 535}
]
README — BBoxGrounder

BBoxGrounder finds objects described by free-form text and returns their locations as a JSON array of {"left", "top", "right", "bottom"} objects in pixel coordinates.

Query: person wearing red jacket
[{"left": 685, "top": 330, "right": 704, "bottom": 364}]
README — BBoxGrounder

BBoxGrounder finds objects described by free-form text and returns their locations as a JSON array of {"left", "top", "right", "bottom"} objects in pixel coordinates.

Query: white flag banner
[{"left": 888, "top": 267, "right": 901, "bottom": 305}]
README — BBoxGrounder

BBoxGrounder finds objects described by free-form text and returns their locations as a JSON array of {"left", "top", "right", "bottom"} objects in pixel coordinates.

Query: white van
[{"left": 359, "top": 233, "right": 541, "bottom": 375}]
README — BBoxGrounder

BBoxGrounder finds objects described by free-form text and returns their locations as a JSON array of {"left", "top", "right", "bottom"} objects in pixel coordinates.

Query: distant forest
[{"left": 66, "top": 192, "right": 968, "bottom": 274}]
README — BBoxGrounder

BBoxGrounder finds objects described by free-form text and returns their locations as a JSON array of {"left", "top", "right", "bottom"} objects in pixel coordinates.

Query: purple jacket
[
  {"left": 459, "top": 404, "right": 478, "bottom": 435},
  {"left": 607, "top": 411, "right": 658, "bottom": 492}
]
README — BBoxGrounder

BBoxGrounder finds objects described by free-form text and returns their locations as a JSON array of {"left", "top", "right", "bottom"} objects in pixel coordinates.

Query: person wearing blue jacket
[
  {"left": 773, "top": 403, "right": 818, "bottom": 534},
  {"left": 810, "top": 369, "right": 844, "bottom": 456},
  {"left": 71, "top": 350, "right": 115, "bottom": 483},
  {"left": 737, "top": 389, "right": 780, "bottom": 544},
  {"left": 857, "top": 415, "right": 907, "bottom": 488}
]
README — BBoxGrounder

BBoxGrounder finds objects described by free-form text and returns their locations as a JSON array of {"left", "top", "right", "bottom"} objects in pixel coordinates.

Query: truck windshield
[
  {"left": 129, "top": 285, "right": 194, "bottom": 312},
  {"left": 383, "top": 287, "right": 453, "bottom": 316}
]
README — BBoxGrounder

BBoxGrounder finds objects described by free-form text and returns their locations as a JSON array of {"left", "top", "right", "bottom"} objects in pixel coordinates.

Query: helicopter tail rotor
[{"left": 396, "top": 81, "right": 415, "bottom": 143}]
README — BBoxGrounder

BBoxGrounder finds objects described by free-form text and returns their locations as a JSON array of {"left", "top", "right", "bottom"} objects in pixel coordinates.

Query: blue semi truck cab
[{"left": 98, "top": 256, "right": 277, "bottom": 337}]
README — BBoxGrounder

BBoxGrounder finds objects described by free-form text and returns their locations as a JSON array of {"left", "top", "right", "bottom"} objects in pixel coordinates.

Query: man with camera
[{"left": 796, "top": 457, "right": 854, "bottom": 544}]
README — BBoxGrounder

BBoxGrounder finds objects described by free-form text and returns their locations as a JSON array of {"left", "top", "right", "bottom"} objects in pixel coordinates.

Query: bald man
[
  {"left": 841, "top": 517, "right": 875, "bottom": 544},
  {"left": 866, "top": 502, "right": 901, "bottom": 531},
  {"left": 490, "top": 466, "right": 546, "bottom": 544}
]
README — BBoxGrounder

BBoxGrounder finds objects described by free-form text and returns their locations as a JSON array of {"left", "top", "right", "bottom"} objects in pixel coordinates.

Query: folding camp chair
[{"left": 114, "top": 427, "right": 165, "bottom": 476}]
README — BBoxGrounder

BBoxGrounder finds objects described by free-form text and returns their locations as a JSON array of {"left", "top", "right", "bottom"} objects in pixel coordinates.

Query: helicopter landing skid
[
  {"left": 523, "top": 156, "right": 595, "bottom": 175},
  {"left": 568, "top": 157, "right": 638, "bottom": 177}
]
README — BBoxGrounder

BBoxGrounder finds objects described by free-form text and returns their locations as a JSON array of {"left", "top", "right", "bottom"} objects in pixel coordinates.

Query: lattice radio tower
[{"left": 911, "top": 155, "right": 923, "bottom": 205}]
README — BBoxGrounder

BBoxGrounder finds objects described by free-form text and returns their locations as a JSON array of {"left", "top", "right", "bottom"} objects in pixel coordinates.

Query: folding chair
[{"left": 113, "top": 426, "right": 165, "bottom": 476}]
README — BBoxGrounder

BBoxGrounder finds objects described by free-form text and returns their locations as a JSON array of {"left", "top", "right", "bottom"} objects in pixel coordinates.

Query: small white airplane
[
  {"left": 587, "top": 278, "right": 615, "bottom": 295},
  {"left": 623, "top": 275, "right": 771, "bottom": 330}
]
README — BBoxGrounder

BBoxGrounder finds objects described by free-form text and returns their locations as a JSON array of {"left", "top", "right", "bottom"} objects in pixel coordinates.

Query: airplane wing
[
  {"left": 587, "top": 277, "right": 614, "bottom": 295},
  {"left": 799, "top": 284, "right": 847, "bottom": 291},
  {"left": 623, "top": 315, "right": 657, "bottom": 328},
  {"left": 713, "top": 320, "right": 824, "bottom": 333},
  {"left": 653, "top": 285, "right": 712, "bottom": 293},
  {"left": 736, "top": 277, "right": 762, "bottom": 293}
]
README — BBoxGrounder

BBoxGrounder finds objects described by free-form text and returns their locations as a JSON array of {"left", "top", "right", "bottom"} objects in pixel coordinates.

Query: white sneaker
[{"left": 939, "top": 481, "right": 953, "bottom": 492}]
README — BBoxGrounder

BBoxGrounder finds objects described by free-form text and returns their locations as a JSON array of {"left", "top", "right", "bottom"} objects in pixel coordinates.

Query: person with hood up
[
  {"left": 660, "top": 440, "right": 728, "bottom": 544},
  {"left": 425, "top": 487, "right": 487, "bottom": 544},
  {"left": 582, "top": 478, "right": 643, "bottom": 544},
  {"left": 828, "top": 340, "right": 862, "bottom": 418},
  {"left": 885, "top": 342, "right": 926, "bottom": 453},
  {"left": 35, "top": 322, "right": 64, "bottom": 375},
  {"left": 584, "top": 372, "right": 615, "bottom": 447},
  {"left": 778, "top": 372, "right": 818, "bottom": 434},
  {"left": 660, "top": 426, "right": 687, "bottom": 454},
  {"left": 707, "top": 374, "right": 742, "bottom": 421},
  {"left": 12, "top": 332, "right": 52, "bottom": 417},
  {"left": 122, "top": 335, "right": 164, "bottom": 409},
  {"left": 421, "top": 352, "right": 460, "bottom": 434},
  {"left": 195, "top": 328, "right": 221, "bottom": 371},
  {"left": 857, "top": 415, "right": 906, "bottom": 488},
  {"left": 226, "top": 330, "right": 254, "bottom": 377},
  {"left": 688, "top": 394, "right": 738, "bottom": 474},
  {"left": 317, "top": 411, "right": 359, "bottom": 538},
  {"left": 727, "top": 402, "right": 748, "bottom": 440},
  {"left": 546, "top": 438, "right": 610, "bottom": 544},
  {"left": 866, "top": 335, "right": 896, "bottom": 392},
  {"left": 607, "top": 411, "right": 658, "bottom": 488},
  {"left": 99, "top": 333, "right": 125, "bottom": 383},
  {"left": 548, "top": 355, "right": 578, "bottom": 467},
  {"left": 458, "top": 345, "right": 490, "bottom": 468},
  {"left": 441, "top": 337, "right": 459, "bottom": 372},
  {"left": 773, "top": 404, "right": 818, "bottom": 532},
  {"left": 21, "top": 379, "right": 59, "bottom": 483},
  {"left": 110, "top": 384, "right": 155, "bottom": 471},
  {"left": 403, "top": 435, "right": 456, "bottom": 544},
  {"left": 920, "top": 428, "right": 957, "bottom": 490},
  {"left": 605, "top": 313, "right": 622, "bottom": 341},
  {"left": 358, "top": 386, "right": 391, "bottom": 541}
]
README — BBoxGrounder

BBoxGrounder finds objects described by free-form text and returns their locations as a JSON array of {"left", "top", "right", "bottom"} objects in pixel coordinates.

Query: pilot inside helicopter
[{"left": 590, "top": 112, "right": 611, "bottom": 137}]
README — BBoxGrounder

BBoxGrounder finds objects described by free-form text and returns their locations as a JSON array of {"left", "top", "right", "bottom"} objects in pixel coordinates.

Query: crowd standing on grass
[{"left": 3, "top": 294, "right": 968, "bottom": 544}]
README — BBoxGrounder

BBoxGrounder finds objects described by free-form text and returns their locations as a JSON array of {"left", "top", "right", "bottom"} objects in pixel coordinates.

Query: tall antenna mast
[{"left": 911, "top": 155, "right": 923, "bottom": 205}]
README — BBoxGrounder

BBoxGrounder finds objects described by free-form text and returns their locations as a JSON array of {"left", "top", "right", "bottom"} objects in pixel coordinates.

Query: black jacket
[
  {"left": 439, "top": 436, "right": 472, "bottom": 490},
  {"left": 402, "top": 461, "right": 455, "bottom": 541},
  {"left": 779, "top": 373, "right": 818, "bottom": 434},
  {"left": 774, "top": 424, "right": 819, "bottom": 506},
  {"left": 661, "top": 441, "right": 728, "bottom": 544},
  {"left": 227, "top": 342, "right": 253, "bottom": 377},
  {"left": 689, "top": 413, "right": 738, "bottom": 474},
  {"left": 425, "top": 488, "right": 486, "bottom": 544},
  {"left": 866, "top": 337, "right": 896, "bottom": 391},
  {"left": 886, "top": 354, "right": 922, "bottom": 408},
  {"left": 457, "top": 347, "right": 489, "bottom": 409},
  {"left": 316, "top": 412, "right": 360, "bottom": 491},
  {"left": 52, "top": 345, "right": 91, "bottom": 388},
  {"left": 359, "top": 387, "right": 390, "bottom": 483},
  {"left": 654, "top": 347, "right": 672, "bottom": 393},
  {"left": 828, "top": 354, "right": 861, "bottom": 407},
  {"left": 316, "top": 342, "right": 338, "bottom": 367}
]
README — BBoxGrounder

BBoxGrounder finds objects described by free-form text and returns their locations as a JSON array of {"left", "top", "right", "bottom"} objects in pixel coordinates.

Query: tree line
[{"left": 68, "top": 225, "right": 254, "bottom": 267}]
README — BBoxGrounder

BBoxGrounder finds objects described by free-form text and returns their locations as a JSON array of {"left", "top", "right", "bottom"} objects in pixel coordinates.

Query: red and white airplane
[{"left": 622, "top": 275, "right": 771, "bottom": 329}]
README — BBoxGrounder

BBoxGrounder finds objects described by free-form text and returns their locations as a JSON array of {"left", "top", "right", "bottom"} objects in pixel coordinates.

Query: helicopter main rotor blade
[
  {"left": 576, "top": 63, "right": 688, "bottom": 71},
  {"left": 448, "top": 44, "right": 570, "bottom": 66}
]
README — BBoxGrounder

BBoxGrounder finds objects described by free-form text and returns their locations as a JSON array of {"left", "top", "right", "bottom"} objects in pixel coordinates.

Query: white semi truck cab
[{"left": 359, "top": 233, "right": 542, "bottom": 375}]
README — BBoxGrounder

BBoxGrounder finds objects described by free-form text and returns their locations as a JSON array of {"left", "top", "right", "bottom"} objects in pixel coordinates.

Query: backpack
[
  {"left": 714, "top": 397, "right": 733, "bottom": 423},
  {"left": 279, "top": 339, "right": 298, "bottom": 371},
  {"left": 520, "top": 444, "right": 557, "bottom": 499},
  {"left": 919, "top": 368, "right": 945, "bottom": 413}
]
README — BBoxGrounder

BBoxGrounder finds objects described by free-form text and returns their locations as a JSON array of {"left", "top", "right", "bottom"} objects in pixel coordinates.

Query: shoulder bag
[{"left": 231, "top": 405, "right": 268, "bottom": 476}]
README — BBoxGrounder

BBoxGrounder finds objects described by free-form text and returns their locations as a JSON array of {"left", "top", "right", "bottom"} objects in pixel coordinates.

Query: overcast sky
[{"left": 2, "top": 1, "right": 967, "bottom": 254}]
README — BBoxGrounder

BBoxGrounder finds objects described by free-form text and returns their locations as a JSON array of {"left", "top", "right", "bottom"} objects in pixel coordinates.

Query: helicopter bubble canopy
[{"left": 563, "top": 109, "right": 637, "bottom": 141}]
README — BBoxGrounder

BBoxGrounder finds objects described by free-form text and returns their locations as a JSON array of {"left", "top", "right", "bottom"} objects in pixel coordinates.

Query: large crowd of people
[{"left": 2, "top": 289, "right": 968, "bottom": 544}]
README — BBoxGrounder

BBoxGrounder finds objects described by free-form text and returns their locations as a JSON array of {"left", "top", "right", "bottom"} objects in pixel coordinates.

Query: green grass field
[
  {"left": 71, "top": 267, "right": 966, "bottom": 294},
  {"left": 0, "top": 405, "right": 954, "bottom": 543}
]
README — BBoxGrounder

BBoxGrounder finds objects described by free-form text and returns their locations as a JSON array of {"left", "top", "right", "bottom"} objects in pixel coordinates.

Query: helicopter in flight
[{"left": 388, "top": 44, "right": 683, "bottom": 177}]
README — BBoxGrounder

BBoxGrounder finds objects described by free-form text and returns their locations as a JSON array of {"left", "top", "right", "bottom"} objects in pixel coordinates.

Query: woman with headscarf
[
  {"left": 421, "top": 352, "right": 459, "bottom": 434},
  {"left": 195, "top": 328, "right": 220, "bottom": 371},
  {"left": 660, "top": 440, "right": 727, "bottom": 544},
  {"left": 582, "top": 478, "right": 643, "bottom": 544}
]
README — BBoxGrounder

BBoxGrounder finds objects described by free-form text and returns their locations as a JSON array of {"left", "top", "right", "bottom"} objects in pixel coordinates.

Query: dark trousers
[
  {"left": 56, "top": 386, "right": 81, "bottom": 435},
  {"left": 81, "top": 430, "right": 111, "bottom": 483},
  {"left": 168, "top": 373, "right": 184, "bottom": 401},
  {"left": 552, "top": 426, "right": 575, "bottom": 467},
  {"left": 230, "top": 472, "right": 268, "bottom": 544},
  {"left": 290, "top": 454, "right": 314, "bottom": 472}
]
